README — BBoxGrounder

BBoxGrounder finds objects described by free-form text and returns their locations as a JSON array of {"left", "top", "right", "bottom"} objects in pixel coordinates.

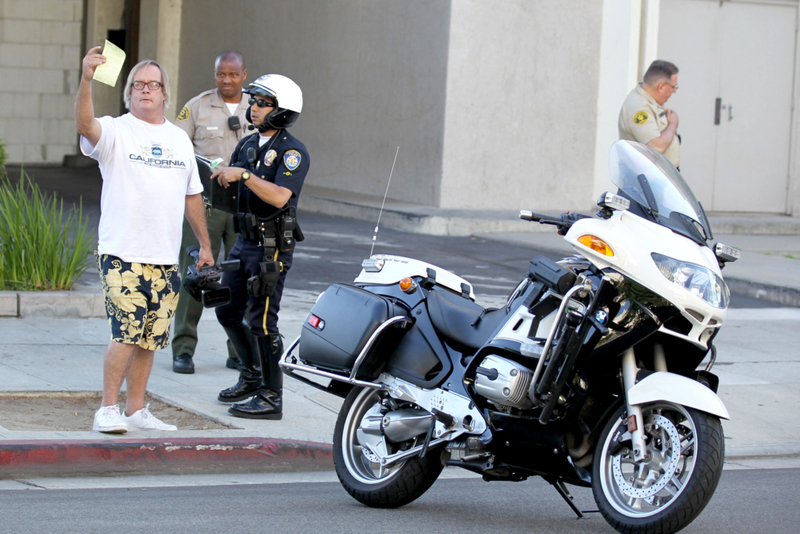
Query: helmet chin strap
[{"left": 245, "top": 102, "right": 278, "bottom": 132}]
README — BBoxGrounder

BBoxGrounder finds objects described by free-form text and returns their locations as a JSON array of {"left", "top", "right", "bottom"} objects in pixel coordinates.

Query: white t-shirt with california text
[{"left": 81, "top": 113, "right": 203, "bottom": 265}]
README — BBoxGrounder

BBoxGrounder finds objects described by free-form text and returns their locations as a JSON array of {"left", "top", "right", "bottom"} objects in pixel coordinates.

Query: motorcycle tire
[
  {"left": 333, "top": 386, "right": 444, "bottom": 508},
  {"left": 592, "top": 402, "right": 724, "bottom": 534}
]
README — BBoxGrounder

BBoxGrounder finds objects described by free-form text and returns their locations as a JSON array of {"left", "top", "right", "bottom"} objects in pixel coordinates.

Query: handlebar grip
[
  {"left": 519, "top": 210, "right": 560, "bottom": 225},
  {"left": 520, "top": 210, "right": 550, "bottom": 221}
]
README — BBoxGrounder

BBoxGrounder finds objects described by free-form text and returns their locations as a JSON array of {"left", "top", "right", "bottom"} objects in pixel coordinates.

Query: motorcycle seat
[{"left": 427, "top": 289, "right": 507, "bottom": 351}]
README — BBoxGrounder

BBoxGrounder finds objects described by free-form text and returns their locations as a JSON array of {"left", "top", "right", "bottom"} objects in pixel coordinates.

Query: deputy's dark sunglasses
[{"left": 249, "top": 97, "right": 275, "bottom": 108}]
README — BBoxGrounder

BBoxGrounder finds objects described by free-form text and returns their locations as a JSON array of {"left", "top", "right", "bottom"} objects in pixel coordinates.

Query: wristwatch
[{"left": 241, "top": 171, "right": 250, "bottom": 182}]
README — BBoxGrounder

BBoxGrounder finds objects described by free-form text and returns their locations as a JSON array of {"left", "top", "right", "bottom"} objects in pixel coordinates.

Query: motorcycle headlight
[{"left": 651, "top": 253, "right": 730, "bottom": 309}]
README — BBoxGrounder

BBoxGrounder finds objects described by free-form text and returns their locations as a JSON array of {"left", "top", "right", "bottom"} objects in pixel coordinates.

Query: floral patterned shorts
[{"left": 97, "top": 254, "right": 181, "bottom": 351}]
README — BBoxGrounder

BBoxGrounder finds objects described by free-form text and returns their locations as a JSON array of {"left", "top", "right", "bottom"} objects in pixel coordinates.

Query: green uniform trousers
[{"left": 172, "top": 207, "right": 237, "bottom": 360}]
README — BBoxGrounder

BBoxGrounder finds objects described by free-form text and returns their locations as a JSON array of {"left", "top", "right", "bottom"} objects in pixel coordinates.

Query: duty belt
[{"left": 235, "top": 208, "right": 303, "bottom": 298}]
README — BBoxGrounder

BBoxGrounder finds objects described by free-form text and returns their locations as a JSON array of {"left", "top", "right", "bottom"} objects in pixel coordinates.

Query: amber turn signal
[
  {"left": 399, "top": 277, "right": 417, "bottom": 293},
  {"left": 577, "top": 234, "right": 614, "bottom": 256}
]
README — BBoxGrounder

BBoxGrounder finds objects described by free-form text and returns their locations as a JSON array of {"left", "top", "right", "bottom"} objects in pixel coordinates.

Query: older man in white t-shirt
[{"left": 76, "top": 47, "right": 214, "bottom": 433}]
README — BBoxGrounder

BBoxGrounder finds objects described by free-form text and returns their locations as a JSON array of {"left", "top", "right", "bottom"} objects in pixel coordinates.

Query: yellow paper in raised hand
[{"left": 93, "top": 40, "right": 126, "bottom": 87}]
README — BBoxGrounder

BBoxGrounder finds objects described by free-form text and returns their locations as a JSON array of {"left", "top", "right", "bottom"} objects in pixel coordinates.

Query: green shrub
[{"left": 0, "top": 172, "right": 95, "bottom": 291}]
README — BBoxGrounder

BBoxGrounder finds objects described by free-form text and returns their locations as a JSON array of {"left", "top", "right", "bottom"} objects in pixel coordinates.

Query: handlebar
[{"left": 519, "top": 210, "right": 592, "bottom": 235}]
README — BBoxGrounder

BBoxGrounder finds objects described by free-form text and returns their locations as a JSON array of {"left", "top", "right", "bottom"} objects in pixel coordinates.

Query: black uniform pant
[{"left": 215, "top": 235, "right": 293, "bottom": 337}]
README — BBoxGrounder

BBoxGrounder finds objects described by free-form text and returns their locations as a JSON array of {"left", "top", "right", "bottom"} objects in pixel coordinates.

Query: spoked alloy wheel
[
  {"left": 333, "top": 387, "right": 444, "bottom": 508},
  {"left": 592, "top": 402, "right": 724, "bottom": 534}
]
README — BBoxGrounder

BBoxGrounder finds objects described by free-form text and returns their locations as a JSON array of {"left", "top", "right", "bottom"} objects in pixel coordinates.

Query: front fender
[{"left": 628, "top": 371, "right": 730, "bottom": 420}]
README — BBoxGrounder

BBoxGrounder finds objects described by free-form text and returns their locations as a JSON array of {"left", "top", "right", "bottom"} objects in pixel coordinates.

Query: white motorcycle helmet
[{"left": 243, "top": 74, "right": 303, "bottom": 131}]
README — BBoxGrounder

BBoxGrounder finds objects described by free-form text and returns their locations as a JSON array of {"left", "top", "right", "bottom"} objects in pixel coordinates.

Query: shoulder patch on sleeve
[
  {"left": 633, "top": 111, "right": 649, "bottom": 125},
  {"left": 284, "top": 150, "right": 302, "bottom": 171},
  {"left": 177, "top": 106, "right": 190, "bottom": 121}
]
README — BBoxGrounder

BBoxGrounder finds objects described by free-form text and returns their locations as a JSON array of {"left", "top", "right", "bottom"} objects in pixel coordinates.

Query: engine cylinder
[{"left": 475, "top": 355, "right": 534, "bottom": 410}]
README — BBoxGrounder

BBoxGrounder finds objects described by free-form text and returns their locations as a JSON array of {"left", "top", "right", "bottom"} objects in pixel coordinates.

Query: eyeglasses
[
  {"left": 663, "top": 81, "right": 679, "bottom": 91},
  {"left": 131, "top": 81, "right": 163, "bottom": 90},
  {"left": 249, "top": 97, "right": 275, "bottom": 108}
]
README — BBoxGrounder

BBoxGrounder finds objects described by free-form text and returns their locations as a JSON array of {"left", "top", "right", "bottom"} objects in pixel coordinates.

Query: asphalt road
[{"left": 0, "top": 468, "right": 796, "bottom": 533}]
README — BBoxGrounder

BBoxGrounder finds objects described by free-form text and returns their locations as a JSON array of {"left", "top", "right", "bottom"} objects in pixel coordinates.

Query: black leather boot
[
  {"left": 217, "top": 323, "right": 261, "bottom": 403},
  {"left": 172, "top": 353, "right": 194, "bottom": 374},
  {"left": 228, "top": 333, "right": 283, "bottom": 420}
]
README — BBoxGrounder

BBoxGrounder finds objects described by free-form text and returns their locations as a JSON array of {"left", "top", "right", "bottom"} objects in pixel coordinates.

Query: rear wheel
[
  {"left": 333, "top": 387, "right": 444, "bottom": 508},
  {"left": 592, "top": 402, "right": 724, "bottom": 534}
]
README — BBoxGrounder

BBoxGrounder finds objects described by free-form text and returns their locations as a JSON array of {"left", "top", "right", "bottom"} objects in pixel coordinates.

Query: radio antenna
[{"left": 370, "top": 146, "right": 400, "bottom": 257}]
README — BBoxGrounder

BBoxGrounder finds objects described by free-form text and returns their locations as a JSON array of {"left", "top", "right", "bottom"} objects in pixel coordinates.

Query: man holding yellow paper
[{"left": 75, "top": 46, "right": 214, "bottom": 433}]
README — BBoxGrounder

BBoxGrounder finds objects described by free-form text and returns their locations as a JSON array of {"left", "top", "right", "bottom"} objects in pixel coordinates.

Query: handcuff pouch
[{"left": 247, "top": 260, "right": 282, "bottom": 298}]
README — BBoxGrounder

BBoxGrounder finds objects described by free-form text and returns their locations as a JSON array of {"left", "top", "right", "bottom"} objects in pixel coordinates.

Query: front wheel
[
  {"left": 592, "top": 402, "right": 724, "bottom": 534},
  {"left": 333, "top": 386, "right": 444, "bottom": 508}
]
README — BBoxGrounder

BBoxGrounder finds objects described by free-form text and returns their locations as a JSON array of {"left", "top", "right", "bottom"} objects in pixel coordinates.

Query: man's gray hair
[
  {"left": 123, "top": 60, "right": 171, "bottom": 110},
  {"left": 643, "top": 60, "right": 679, "bottom": 86}
]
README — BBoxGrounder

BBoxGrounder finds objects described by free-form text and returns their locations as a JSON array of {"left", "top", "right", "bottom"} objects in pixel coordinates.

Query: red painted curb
[{"left": 0, "top": 437, "right": 334, "bottom": 479}]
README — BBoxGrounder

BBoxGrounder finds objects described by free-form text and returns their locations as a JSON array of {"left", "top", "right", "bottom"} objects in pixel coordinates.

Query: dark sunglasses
[{"left": 249, "top": 97, "right": 275, "bottom": 108}]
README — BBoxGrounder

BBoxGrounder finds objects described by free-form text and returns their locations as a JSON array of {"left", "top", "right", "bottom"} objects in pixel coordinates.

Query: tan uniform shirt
[
  {"left": 618, "top": 85, "right": 680, "bottom": 168},
  {"left": 175, "top": 88, "right": 250, "bottom": 163}
]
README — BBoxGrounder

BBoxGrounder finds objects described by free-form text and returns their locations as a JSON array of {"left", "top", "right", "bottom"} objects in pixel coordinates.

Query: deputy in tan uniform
[
  {"left": 619, "top": 60, "right": 680, "bottom": 168},
  {"left": 172, "top": 51, "right": 249, "bottom": 374}
]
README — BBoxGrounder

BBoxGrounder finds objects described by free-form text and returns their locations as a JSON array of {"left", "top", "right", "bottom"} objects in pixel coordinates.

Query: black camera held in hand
[{"left": 184, "top": 246, "right": 240, "bottom": 308}]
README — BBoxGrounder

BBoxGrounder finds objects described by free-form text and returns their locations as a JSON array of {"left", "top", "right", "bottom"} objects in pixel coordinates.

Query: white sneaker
[
  {"left": 123, "top": 403, "right": 178, "bottom": 431},
  {"left": 93, "top": 404, "right": 128, "bottom": 434}
]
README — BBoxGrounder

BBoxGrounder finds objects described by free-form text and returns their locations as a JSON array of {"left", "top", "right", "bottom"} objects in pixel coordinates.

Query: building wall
[
  {"left": 439, "top": 0, "right": 603, "bottom": 211},
  {"left": 178, "top": 0, "right": 451, "bottom": 205},
  {"left": 0, "top": 0, "right": 83, "bottom": 164}
]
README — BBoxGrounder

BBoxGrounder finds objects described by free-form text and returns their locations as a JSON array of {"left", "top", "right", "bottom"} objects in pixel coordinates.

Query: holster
[
  {"left": 234, "top": 213, "right": 260, "bottom": 241},
  {"left": 247, "top": 260, "right": 282, "bottom": 298}
]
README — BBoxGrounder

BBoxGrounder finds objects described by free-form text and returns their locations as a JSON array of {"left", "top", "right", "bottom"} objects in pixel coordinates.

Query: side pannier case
[{"left": 299, "top": 283, "right": 409, "bottom": 379}]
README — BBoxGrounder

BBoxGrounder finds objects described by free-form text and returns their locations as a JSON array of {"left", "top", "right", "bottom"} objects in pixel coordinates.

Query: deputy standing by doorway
[{"left": 618, "top": 60, "right": 680, "bottom": 168}]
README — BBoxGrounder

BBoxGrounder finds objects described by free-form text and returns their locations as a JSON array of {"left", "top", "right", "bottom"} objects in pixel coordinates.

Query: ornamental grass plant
[{"left": 0, "top": 168, "right": 95, "bottom": 291}]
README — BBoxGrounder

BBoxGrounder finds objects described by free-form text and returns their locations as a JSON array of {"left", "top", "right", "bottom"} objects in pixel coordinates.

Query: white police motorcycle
[{"left": 281, "top": 140, "right": 739, "bottom": 533}]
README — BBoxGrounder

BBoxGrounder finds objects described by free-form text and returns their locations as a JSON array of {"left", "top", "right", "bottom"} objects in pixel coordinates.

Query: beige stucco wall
[
  {"left": 439, "top": 0, "right": 603, "bottom": 211},
  {"left": 179, "top": 0, "right": 605, "bottom": 211},
  {"left": 0, "top": 0, "right": 84, "bottom": 164},
  {"left": 178, "top": 0, "right": 451, "bottom": 205}
]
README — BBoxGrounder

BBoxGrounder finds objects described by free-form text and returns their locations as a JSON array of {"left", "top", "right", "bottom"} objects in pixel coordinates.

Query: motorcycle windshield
[{"left": 609, "top": 140, "right": 711, "bottom": 244}]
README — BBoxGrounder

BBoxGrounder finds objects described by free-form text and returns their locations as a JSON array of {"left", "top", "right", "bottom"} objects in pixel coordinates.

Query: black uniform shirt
[{"left": 228, "top": 129, "right": 310, "bottom": 219}]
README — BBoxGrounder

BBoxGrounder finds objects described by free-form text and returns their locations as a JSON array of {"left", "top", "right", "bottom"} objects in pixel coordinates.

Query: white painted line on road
[
  {"left": 307, "top": 232, "right": 401, "bottom": 247},
  {"left": 726, "top": 308, "right": 800, "bottom": 321},
  {"left": 292, "top": 252, "right": 322, "bottom": 260}
]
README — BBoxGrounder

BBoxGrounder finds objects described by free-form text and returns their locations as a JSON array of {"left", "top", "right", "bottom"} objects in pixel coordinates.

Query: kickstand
[{"left": 547, "top": 478, "right": 598, "bottom": 519}]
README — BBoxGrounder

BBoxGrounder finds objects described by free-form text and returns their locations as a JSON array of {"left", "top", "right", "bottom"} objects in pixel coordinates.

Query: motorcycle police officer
[{"left": 211, "top": 74, "right": 309, "bottom": 419}]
